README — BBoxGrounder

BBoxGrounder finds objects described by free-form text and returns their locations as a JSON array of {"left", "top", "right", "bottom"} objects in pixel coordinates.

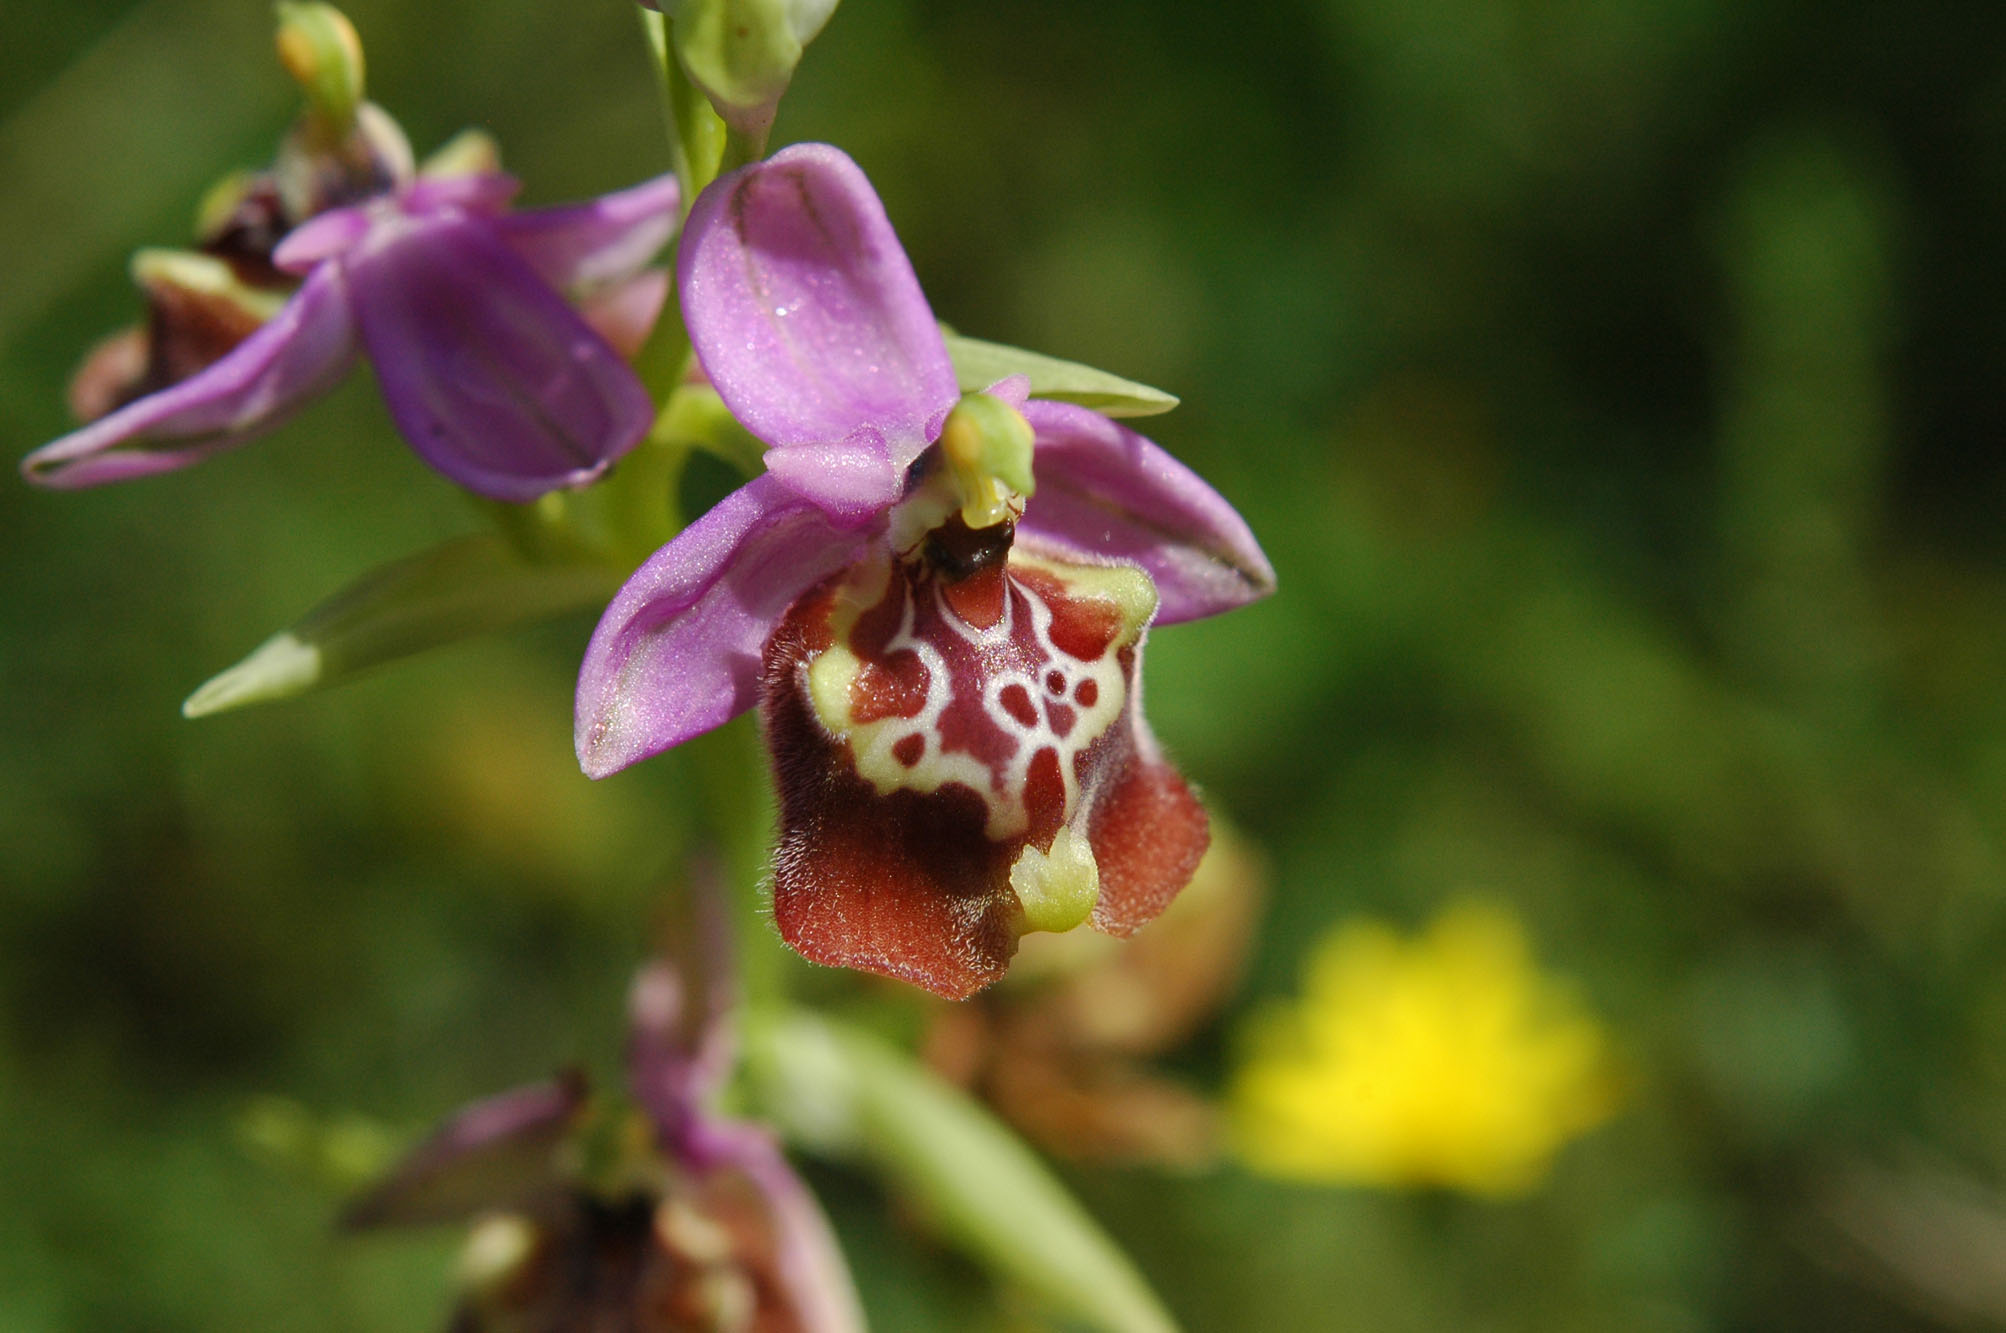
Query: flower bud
[
  {"left": 274, "top": 2, "right": 365, "bottom": 133},
  {"left": 657, "top": 0, "right": 840, "bottom": 138},
  {"left": 270, "top": 5, "right": 413, "bottom": 218}
]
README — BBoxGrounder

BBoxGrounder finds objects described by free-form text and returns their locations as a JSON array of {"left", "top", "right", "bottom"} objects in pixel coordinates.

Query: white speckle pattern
[{"left": 806, "top": 555, "right": 1134, "bottom": 842}]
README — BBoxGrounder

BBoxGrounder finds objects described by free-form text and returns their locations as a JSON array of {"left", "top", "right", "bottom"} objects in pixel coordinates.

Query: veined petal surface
[
  {"left": 21, "top": 263, "right": 358, "bottom": 488},
  {"left": 346, "top": 212, "right": 653, "bottom": 502},
  {"left": 1019, "top": 399, "right": 1277, "bottom": 625},
  {"left": 679, "top": 143, "right": 957, "bottom": 481}
]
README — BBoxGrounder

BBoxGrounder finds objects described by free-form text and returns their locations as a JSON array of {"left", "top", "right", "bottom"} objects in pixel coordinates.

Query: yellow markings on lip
[
  {"left": 804, "top": 553, "right": 887, "bottom": 741},
  {"left": 1008, "top": 549, "right": 1159, "bottom": 644}
]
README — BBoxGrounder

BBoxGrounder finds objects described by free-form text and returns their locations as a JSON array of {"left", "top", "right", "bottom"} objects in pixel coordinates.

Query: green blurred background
[{"left": 6, "top": 0, "right": 2006, "bottom": 1328}]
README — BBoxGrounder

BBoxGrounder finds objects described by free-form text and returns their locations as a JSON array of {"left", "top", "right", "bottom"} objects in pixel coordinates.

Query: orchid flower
[
  {"left": 576, "top": 144, "right": 1275, "bottom": 999},
  {"left": 344, "top": 955, "right": 862, "bottom": 1333},
  {"left": 21, "top": 138, "right": 679, "bottom": 503}
]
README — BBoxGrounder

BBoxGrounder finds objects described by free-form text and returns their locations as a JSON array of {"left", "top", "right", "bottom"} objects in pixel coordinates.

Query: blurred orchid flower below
[{"left": 344, "top": 951, "right": 861, "bottom": 1333}]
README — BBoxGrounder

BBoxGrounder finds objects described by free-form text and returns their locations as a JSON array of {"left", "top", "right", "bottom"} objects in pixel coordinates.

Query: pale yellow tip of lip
[{"left": 1010, "top": 827, "right": 1101, "bottom": 934}]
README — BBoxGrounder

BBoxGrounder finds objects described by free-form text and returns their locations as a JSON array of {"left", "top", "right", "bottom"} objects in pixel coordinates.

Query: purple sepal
[
  {"left": 575, "top": 475, "right": 866, "bottom": 777},
  {"left": 1018, "top": 399, "right": 1277, "bottom": 624},
  {"left": 346, "top": 212, "right": 655, "bottom": 502},
  {"left": 496, "top": 172, "right": 682, "bottom": 292},
  {"left": 341, "top": 1073, "right": 588, "bottom": 1230},
  {"left": 20, "top": 263, "right": 357, "bottom": 489},
  {"left": 679, "top": 144, "right": 958, "bottom": 494},
  {"left": 27, "top": 166, "right": 672, "bottom": 500}
]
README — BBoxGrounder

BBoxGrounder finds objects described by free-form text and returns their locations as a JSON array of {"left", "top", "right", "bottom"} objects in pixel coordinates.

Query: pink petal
[
  {"left": 761, "top": 430, "right": 900, "bottom": 526},
  {"left": 984, "top": 373, "right": 1031, "bottom": 408},
  {"left": 345, "top": 212, "right": 654, "bottom": 502},
  {"left": 273, "top": 205, "right": 374, "bottom": 272},
  {"left": 626, "top": 881, "right": 738, "bottom": 1142},
  {"left": 576, "top": 267, "right": 671, "bottom": 361},
  {"left": 679, "top": 144, "right": 957, "bottom": 489},
  {"left": 399, "top": 170, "right": 521, "bottom": 219},
  {"left": 20, "top": 263, "right": 358, "bottom": 489},
  {"left": 495, "top": 172, "right": 682, "bottom": 292},
  {"left": 1018, "top": 400, "right": 1277, "bottom": 625},
  {"left": 575, "top": 475, "right": 866, "bottom": 778}
]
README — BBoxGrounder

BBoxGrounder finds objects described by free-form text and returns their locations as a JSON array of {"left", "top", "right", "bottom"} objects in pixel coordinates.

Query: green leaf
[
  {"left": 743, "top": 1010, "right": 1180, "bottom": 1333},
  {"left": 943, "top": 332, "right": 1179, "bottom": 418},
  {"left": 182, "top": 534, "right": 621, "bottom": 718}
]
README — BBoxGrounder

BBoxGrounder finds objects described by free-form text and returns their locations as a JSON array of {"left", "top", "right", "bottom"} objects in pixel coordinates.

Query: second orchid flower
[{"left": 21, "top": 10, "right": 679, "bottom": 504}]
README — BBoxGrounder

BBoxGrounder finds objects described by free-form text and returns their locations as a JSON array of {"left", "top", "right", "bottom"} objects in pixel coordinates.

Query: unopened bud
[
  {"left": 275, "top": 2, "right": 365, "bottom": 132},
  {"left": 661, "top": 0, "right": 840, "bottom": 138}
]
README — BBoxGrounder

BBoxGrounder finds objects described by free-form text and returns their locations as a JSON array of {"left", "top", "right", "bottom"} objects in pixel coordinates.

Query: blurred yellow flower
[{"left": 1230, "top": 901, "right": 1619, "bottom": 1197}]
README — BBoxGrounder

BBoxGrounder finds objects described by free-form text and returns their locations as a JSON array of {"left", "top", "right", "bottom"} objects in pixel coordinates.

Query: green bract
[
  {"left": 944, "top": 331, "right": 1181, "bottom": 418},
  {"left": 182, "top": 536, "right": 620, "bottom": 718}
]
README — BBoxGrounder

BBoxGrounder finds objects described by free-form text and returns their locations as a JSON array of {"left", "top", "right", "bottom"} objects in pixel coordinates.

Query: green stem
[
  {"left": 720, "top": 124, "right": 770, "bottom": 175},
  {"left": 631, "top": 258, "right": 692, "bottom": 407},
  {"left": 637, "top": 8, "right": 725, "bottom": 215},
  {"left": 667, "top": 58, "right": 727, "bottom": 204},
  {"left": 629, "top": 8, "right": 781, "bottom": 1010},
  {"left": 634, "top": 8, "right": 729, "bottom": 412}
]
